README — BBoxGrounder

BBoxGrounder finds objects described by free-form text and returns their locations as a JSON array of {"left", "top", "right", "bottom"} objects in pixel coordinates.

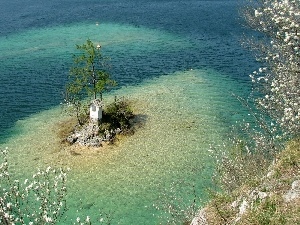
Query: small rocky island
[
  {"left": 63, "top": 39, "right": 135, "bottom": 148},
  {"left": 65, "top": 97, "right": 134, "bottom": 148}
]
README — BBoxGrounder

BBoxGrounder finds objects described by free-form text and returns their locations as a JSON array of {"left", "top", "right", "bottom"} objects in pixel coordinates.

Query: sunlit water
[
  {"left": 3, "top": 68, "right": 252, "bottom": 224},
  {"left": 0, "top": 0, "right": 258, "bottom": 224}
]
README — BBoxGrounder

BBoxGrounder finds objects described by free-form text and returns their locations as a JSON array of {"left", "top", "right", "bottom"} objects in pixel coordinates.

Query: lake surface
[{"left": 0, "top": 0, "right": 258, "bottom": 224}]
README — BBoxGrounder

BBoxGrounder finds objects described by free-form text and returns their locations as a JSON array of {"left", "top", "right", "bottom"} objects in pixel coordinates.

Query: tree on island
[
  {"left": 65, "top": 39, "right": 116, "bottom": 125},
  {"left": 64, "top": 40, "right": 134, "bottom": 147}
]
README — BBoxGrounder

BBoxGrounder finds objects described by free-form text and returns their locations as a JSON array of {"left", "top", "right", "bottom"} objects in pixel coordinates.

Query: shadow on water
[{"left": 132, "top": 114, "right": 148, "bottom": 128}]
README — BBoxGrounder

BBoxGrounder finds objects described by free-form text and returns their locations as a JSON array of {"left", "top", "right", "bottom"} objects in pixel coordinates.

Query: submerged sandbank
[{"left": 1, "top": 68, "right": 250, "bottom": 224}]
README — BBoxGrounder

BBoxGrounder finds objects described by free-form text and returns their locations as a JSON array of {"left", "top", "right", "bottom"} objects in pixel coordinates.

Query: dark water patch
[{"left": 0, "top": 1, "right": 262, "bottom": 223}]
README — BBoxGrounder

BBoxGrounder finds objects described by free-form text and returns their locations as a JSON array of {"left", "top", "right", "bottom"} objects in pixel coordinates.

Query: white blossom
[
  {"left": 0, "top": 149, "right": 68, "bottom": 224},
  {"left": 245, "top": 0, "right": 300, "bottom": 137}
]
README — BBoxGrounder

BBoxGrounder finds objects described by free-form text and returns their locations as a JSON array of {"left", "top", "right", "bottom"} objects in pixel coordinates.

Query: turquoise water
[
  {"left": 0, "top": 0, "right": 258, "bottom": 224},
  {"left": 4, "top": 67, "right": 251, "bottom": 224}
]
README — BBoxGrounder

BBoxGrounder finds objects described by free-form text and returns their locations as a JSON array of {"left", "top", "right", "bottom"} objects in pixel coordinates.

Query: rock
[
  {"left": 283, "top": 180, "right": 300, "bottom": 203},
  {"left": 115, "top": 128, "right": 121, "bottom": 134},
  {"left": 234, "top": 216, "right": 241, "bottom": 223},
  {"left": 266, "top": 170, "right": 275, "bottom": 178},
  {"left": 291, "top": 180, "right": 300, "bottom": 190},
  {"left": 283, "top": 190, "right": 299, "bottom": 202},
  {"left": 258, "top": 191, "right": 268, "bottom": 200},
  {"left": 66, "top": 134, "right": 77, "bottom": 143},
  {"left": 231, "top": 200, "right": 239, "bottom": 208},
  {"left": 250, "top": 190, "right": 268, "bottom": 201},
  {"left": 89, "top": 136, "right": 103, "bottom": 147},
  {"left": 190, "top": 208, "right": 208, "bottom": 225},
  {"left": 239, "top": 199, "right": 248, "bottom": 215},
  {"left": 66, "top": 122, "right": 120, "bottom": 147}
]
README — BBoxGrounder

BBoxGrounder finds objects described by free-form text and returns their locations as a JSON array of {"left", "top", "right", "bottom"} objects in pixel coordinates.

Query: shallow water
[
  {"left": 3, "top": 68, "right": 253, "bottom": 224},
  {"left": 0, "top": 0, "right": 256, "bottom": 141},
  {"left": 0, "top": 0, "right": 258, "bottom": 224}
]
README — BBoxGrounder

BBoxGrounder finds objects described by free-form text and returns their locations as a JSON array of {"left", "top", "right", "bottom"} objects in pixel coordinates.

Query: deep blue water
[
  {"left": 0, "top": 0, "right": 257, "bottom": 140},
  {"left": 0, "top": 0, "right": 262, "bottom": 224}
]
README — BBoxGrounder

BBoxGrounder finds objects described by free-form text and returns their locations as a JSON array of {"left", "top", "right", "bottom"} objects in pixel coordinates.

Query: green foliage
[
  {"left": 212, "top": 141, "right": 269, "bottom": 193},
  {"left": 278, "top": 139, "right": 300, "bottom": 169},
  {"left": 67, "top": 39, "right": 116, "bottom": 100},
  {"left": 57, "top": 118, "right": 78, "bottom": 143},
  {"left": 65, "top": 39, "right": 116, "bottom": 125},
  {"left": 63, "top": 99, "right": 89, "bottom": 126},
  {"left": 208, "top": 190, "right": 236, "bottom": 223},
  {"left": 246, "top": 197, "right": 286, "bottom": 225},
  {"left": 206, "top": 138, "right": 300, "bottom": 225},
  {"left": 102, "top": 97, "right": 134, "bottom": 132}
]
